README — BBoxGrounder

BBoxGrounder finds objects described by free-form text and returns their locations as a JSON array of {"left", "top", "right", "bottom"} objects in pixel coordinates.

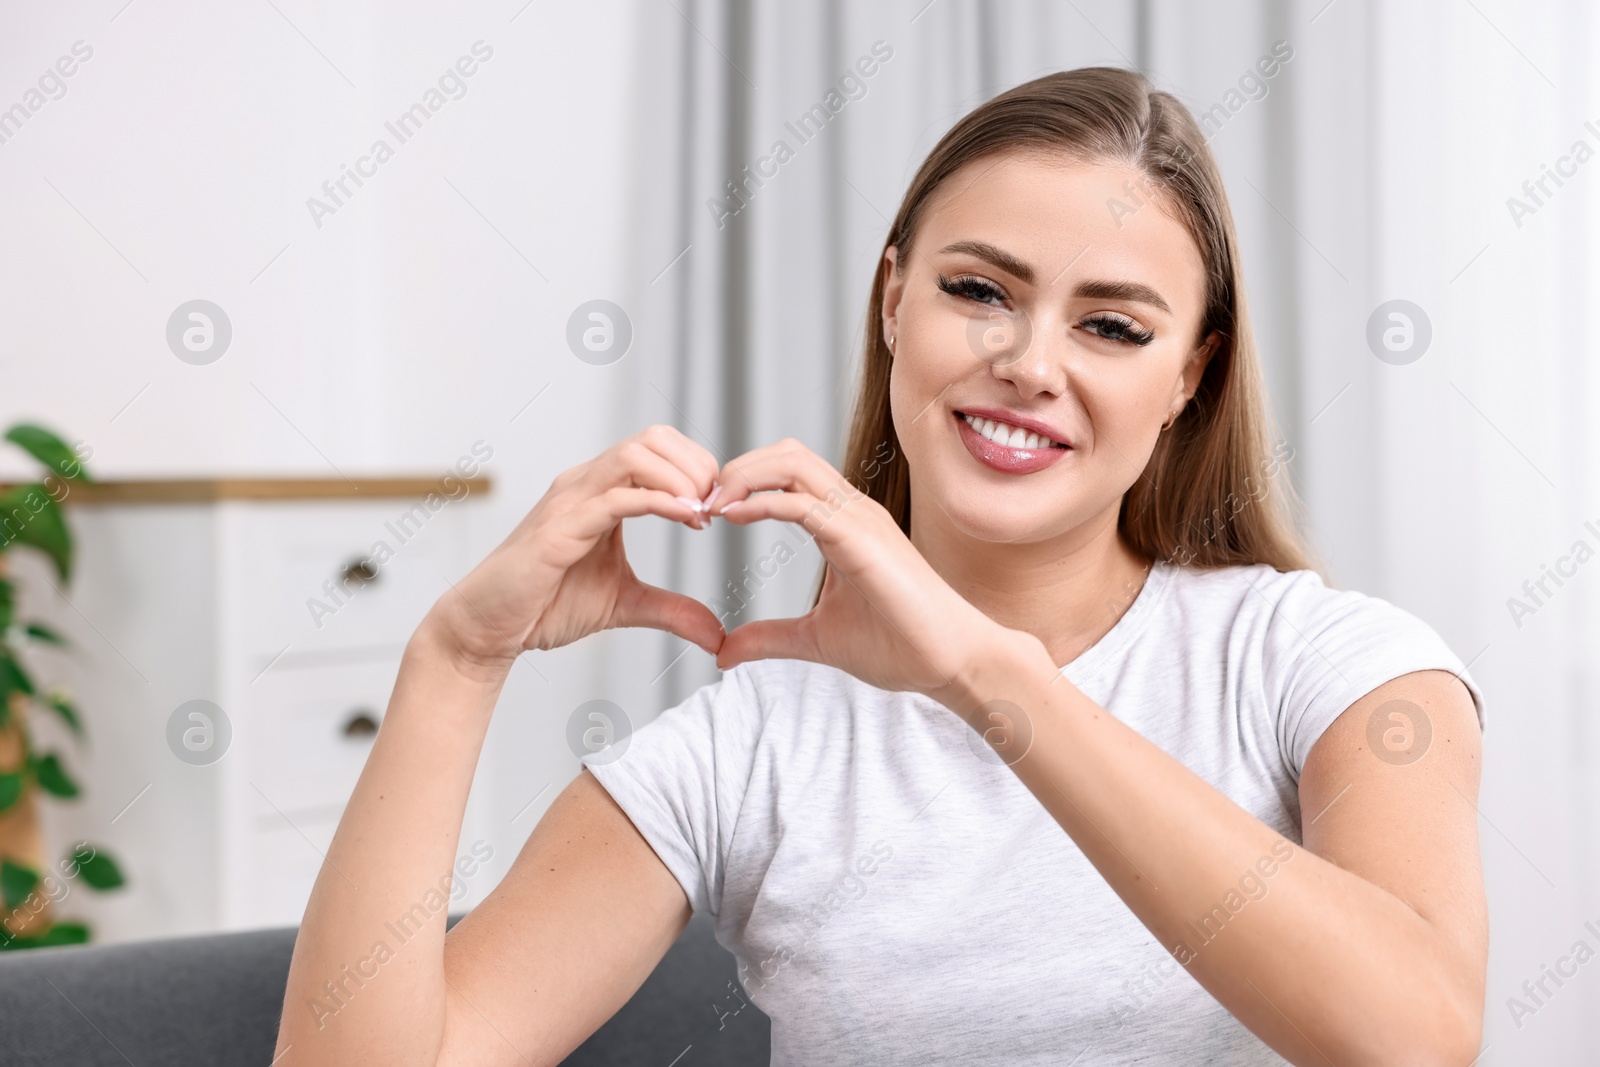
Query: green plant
[{"left": 0, "top": 423, "right": 125, "bottom": 949}]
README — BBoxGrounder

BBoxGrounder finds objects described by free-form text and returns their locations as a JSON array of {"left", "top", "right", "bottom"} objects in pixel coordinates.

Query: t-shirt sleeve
[
  {"left": 1261, "top": 571, "right": 1487, "bottom": 781},
  {"left": 578, "top": 665, "right": 766, "bottom": 917}
]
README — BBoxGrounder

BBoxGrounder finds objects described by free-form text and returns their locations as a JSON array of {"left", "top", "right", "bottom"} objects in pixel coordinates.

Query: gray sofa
[{"left": 0, "top": 912, "right": 770, "bottom": 1065}]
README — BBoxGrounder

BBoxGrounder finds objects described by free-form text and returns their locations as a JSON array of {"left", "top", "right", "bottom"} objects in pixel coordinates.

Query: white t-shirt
[{"left": 581, "top": 559, "right": 1487, "bottom": 1065}]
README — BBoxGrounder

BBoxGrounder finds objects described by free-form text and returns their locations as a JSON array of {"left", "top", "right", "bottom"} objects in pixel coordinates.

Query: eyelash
[{"left": 935, "top": 272, "right": 1157, "bottom": 348}]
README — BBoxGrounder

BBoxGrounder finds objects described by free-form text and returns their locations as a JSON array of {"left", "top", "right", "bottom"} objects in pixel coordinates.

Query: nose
[{"left": 985, "top": 307, "right": 1068, "bottom": 400}]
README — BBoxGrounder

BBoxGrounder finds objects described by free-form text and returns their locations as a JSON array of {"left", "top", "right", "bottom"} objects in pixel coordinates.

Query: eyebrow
[{"left": 936, "top": 239, "right": 1172, "bottom": 314}]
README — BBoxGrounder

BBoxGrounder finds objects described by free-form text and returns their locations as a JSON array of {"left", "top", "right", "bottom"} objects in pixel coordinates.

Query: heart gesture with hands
[
  {"left": 422, "top": 425, "right": 729, "bottom": 680},
  {"left": 711, "top": 438, "right": 1021, "bottom": 703},
  {"left": 423, "top": 425, "right": 1021, "bottom": 707}
]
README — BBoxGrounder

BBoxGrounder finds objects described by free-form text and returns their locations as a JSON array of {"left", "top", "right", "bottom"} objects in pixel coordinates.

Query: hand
[
  {"left": 710, "top": 439, "right": 1014, "bottom": 703},
  {"left": 419, "top": 425, "right": 724, "bottom": 679}
]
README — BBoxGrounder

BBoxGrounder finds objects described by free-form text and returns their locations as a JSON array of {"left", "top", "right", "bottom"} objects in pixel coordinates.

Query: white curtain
[
  {"left": 601, "top": 0, "right": 1599, "bottom": 1061},
  {"left": 602, "top": 0, "right": 1143, "bottom": 711}
]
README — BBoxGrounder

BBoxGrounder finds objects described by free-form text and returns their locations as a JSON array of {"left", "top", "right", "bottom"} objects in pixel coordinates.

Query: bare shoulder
[{"left": 1300, "top": 670, "right": 1486, "bottom": 974}]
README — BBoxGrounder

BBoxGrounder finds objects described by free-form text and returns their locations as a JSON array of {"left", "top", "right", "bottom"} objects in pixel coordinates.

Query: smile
[
  {"left": 955, "top": 410, "right": 1070, "bottom": 475},
  {"left": 961, "top": 413, "right": 1062, "bottom": 449}
]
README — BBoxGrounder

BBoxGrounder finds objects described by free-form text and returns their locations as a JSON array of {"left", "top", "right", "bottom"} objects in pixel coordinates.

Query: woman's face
[{"left": 881, "top": 151, "right": 1217, "bottom": 550}]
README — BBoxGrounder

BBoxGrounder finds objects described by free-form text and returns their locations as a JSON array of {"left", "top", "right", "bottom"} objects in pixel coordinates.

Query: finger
[
  {"left": 721, "top": 494, "right": 925, "bottom": 611},
  {"left": 713, "top": 440, "right": 805, "bottom": 500},
  {"left": 632, "top": 424, "right": 722, "bottom": 496},
  {"left": 592, "top": 439, "right": 706, "bottom": 502},
  {"left": 561, "top": 486, "right": 702, "bottom": 542},
  {"left": 599, "top": 425, "right": 721, "bottom": 500},
  {"left": 715, "top": 441, "right": 857, "bottom": 511},
  {"left": 614, "top": 578, "right": 726, "bottom": 656},
  {"left": 717, "top": 616, "right": 819, "bottom": 670},
  {"left": 587, "top": 439, "right": 718, "bottom": 528},
  {"left": 715, "top": 486, "right": 858, "bottom": 547}
]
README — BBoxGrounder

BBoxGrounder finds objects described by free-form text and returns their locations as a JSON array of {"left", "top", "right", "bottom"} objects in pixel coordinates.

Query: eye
[
  {"left": 1079, "top": 312, "right": 1155, "bottom": 347},
  {"left": 936, "top": 273, "right": 1007, "bottom": 306}
]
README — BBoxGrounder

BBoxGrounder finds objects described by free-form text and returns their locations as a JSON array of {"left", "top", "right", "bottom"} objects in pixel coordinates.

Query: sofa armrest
[{"left": 0, "top": 912, "right": 769, "bottom": 1066}]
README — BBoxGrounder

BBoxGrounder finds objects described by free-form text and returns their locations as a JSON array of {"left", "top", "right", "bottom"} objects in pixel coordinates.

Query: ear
[
  {"left": 880, "top": 246, "right": 905, "bottom": 354},
  {"left": 1173, "top": 330, "right": 1221, "bottom": 409}
]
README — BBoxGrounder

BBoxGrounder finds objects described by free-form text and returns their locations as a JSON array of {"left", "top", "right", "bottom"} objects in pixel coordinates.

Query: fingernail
[
  {"left": 702, "top": 482, "right": 722, "bottom": 510},
  {"left": 718, "top": 500, "right": 744, "bottom": 515},
  {"left": 674, "top": 496, "right": 704, "bottom": 512}
]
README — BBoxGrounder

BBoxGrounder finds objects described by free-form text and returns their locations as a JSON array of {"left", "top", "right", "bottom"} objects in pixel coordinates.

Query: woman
[{"left": 277, "top": 68, "right": 1487, "bottom": 1065}]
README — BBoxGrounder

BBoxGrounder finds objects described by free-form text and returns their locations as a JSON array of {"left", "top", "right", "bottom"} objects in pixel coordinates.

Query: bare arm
[
  {"left": 964, "top": 653, "right": 1486, "bottom": 1066},
  {"left": 274, "top": 426, "right": 724, "bottom": 1067},
  {"left": 436, "top": 768, "right": 690, "bottom": 1065}
]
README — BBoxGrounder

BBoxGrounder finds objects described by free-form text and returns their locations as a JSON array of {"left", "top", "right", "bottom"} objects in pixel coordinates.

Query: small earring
[
  {"left": 1161, "top": 410, "right": 1178, "bottom": 430},
  {"left": 887, "top": 332, "right": 896, "bottom": 354}
]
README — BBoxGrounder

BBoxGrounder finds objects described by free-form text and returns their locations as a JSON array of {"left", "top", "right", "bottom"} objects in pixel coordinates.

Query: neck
[{"left": 910, "top": 500, "right": 1153, "bottom": 667}]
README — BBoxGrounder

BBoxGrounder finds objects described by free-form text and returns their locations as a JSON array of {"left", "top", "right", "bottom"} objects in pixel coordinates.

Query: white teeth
[{"left": 962, "top": 413, "right": 1058, "bottom": 450}]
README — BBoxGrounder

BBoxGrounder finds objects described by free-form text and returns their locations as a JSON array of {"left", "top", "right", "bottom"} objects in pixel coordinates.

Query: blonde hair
[{"left": 839, "top": 67, "right": 1318, "bottom": 576}]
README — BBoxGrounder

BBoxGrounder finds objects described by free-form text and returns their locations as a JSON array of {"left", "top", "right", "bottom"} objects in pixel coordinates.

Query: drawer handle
[
  {"left": 341, "top": 558, "right": 380, "bottom": 587},
  {"left": 342, "top": 711, "right": 380, "bottom": 739}
]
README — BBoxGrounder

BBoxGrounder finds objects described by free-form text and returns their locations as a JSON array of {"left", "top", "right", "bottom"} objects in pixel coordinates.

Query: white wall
[{"left": 0, "top": 0, "right": 651, "bottom": 940}]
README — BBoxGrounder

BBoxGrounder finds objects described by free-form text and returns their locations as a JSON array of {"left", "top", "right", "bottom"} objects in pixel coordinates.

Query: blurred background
[{"left": 0, "top": 0, "right": 1593, "bottom": 1061}]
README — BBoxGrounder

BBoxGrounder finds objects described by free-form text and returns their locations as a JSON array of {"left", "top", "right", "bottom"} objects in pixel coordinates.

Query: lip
[{"left": 954, "top": 408, "right": 1072, "bottom": 475}]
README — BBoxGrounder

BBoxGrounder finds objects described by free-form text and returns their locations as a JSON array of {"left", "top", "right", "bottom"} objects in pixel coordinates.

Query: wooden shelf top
[{"left": 0, "top": 476, "right": 493, "bottom": 504}]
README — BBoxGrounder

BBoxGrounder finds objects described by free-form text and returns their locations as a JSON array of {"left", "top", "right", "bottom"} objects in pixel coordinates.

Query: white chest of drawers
[{"left": 22, "top": 475, "right": 493, "bottom": 941}]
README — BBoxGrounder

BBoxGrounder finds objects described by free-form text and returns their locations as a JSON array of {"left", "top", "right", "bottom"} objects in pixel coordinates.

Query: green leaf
[
  {"left": 0, "top": 579, "right": 12, "bottom": 630},
  {"left": 3, "top": 425, "right": 92, "bottom": 484},
  {"left": 68, "top": 844, "right": 124, "bottom": 890},
  {"left": 23, "top": 623, "right": 66, "bottom": 646},
  {"left": 0, "top": 488, "right": 72, "bottom": 582},
  {"left": 0, "top": 921, "right": 90, "bottom": 950},
  {"left": 31, "top": 753, "right": 79, "bottom": 798},
  {"left": 0, "top": 649, "right": 34, "bottom": 698},
  {"left": 1, "top": 859, "right": 40, "bottom": 910},
  {"left": 42, "top": 691, "right": 82, "bottom": 737},
  {"left": 0, "top": 772, "right": 23, "bottom": 812}
]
